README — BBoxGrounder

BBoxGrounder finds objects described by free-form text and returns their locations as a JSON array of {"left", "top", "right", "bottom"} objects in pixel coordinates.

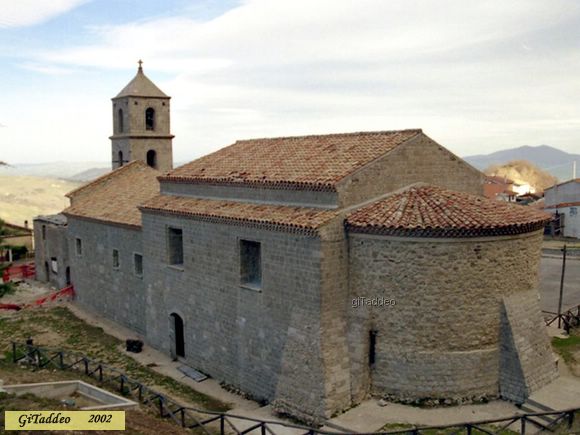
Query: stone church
[{"left": 34, "top": 64, "right": 558, "bottom": 423}]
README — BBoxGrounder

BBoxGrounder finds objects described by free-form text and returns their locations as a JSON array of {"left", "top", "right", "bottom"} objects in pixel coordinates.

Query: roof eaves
[
  {"left": 138, "top": 205, "right": 323, "bottom": 236},
  {"left": 345, "top": 220, "right": 549, "bottom": 238},
  {"left": 62, "top": 212, "right": 142, "bottom": 231}
]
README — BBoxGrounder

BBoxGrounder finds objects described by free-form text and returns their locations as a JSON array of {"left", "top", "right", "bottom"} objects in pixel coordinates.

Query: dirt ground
[{"left": 0, "top": 280, "right": 54, "bottom": 307}]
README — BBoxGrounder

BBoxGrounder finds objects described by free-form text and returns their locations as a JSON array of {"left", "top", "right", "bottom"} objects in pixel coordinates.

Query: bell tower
[{"left": 110, "top": 60, "right": 174, "bottom": 172}]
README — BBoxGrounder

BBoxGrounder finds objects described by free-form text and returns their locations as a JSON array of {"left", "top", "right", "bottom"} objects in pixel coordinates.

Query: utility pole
[{"left": 557, "top": 245, "right": 567, "bottom": 329}]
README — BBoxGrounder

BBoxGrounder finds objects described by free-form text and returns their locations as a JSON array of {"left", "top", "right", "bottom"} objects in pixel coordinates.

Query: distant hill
[
  {"left": 464, "top": 145, "right": 579, "bottom": 180},
  {"left": 68, "top": 167, "right": 110, "bottom": 182},
  {"left": 485, "top": 160, "right": 558, "bottom": 192},
  {"left": 0, "top": 175, "right": 80, "bottom": 226},
  {"left": 0, "top": 161, "right": 109, "bottom": 180}
]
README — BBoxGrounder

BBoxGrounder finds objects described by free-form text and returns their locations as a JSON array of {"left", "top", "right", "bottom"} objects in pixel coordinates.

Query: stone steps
[{"left": 519, "top": 398, "right": 559, "bottom": 429}]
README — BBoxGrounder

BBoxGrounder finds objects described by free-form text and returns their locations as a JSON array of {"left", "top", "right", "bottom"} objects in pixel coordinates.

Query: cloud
[
  {"left": 19, "top": 62, "right": 77, "bottom": 75},
  {"left": 6, "top": 0, "right": 580, "bottom": 163},
  {"left": 0, "top": 0, "right": 88, "bottom": 28}
]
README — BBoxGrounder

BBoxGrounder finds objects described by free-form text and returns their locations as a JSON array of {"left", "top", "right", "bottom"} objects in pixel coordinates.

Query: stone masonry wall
[
  {"left": 33, "top": 218, "right": 70, "bottom": 289},
  {"left": 160, "top": 182, "right": 338, "bottom": 208},
  {"left": 338, "top": 133, "right": 484, "bottom": 207},
  {"left": 348, "top": 229, "right": 551, "bottom": 402},
  {"left": 111, "top": 96, "right": 173, "bottom": 172},
  {"left": 141, "top": 211, "right": 340, "bottom": 422},
  {"left": 500, "top": 290, "right": 558, "bottom": 403},
  {"left": 67, "top": 218, "right": 146, "bottom": 334}
]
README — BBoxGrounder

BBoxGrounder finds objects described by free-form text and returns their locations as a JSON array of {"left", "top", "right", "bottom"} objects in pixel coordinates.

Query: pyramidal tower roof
[{"left": 114, "top": 60, "right": 168, "bottom": 99}]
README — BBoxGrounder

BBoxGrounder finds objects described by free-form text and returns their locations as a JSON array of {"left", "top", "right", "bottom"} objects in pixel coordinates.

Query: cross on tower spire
[{"left": 138, "top": 59, "right": 143, "bottom": 72}]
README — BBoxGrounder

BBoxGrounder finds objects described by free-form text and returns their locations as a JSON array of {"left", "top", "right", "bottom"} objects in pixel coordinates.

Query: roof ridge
[
  {"left": 66, "top": 161, "right": 150, "bottom": 198},
  {"left": 234, "top": 129, "right": 422, "bottom": 144}
]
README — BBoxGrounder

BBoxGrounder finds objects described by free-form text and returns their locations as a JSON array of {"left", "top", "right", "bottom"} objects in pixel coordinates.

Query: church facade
[{"left": 35, "top": 65, "right": 558, "bottom": 423}]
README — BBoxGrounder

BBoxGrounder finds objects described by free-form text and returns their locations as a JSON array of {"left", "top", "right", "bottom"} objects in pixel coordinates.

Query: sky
[{"left": 1, "top": 0, "right": 579, "bottom": 165}]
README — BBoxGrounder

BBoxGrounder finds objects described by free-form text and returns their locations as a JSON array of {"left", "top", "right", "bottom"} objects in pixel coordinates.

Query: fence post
[
  {"left": 466, "top": 424, "right": 472, "bottom": 435},
  {"left": 568, "top": 411, "right": 575, "bottom": 428},
  {"left": 558, "top": 245, "right": 567, "bottom": 329},
  {"left": 521, "top": 416, "right": 526, "bottom": 435},
  {"left": 261, "top": 422, "right": 266, "bottom": 435},
  {"left": 220, "top": 415, "right": 225, "bottom": 434},
  {"left": 120, "top": 375, "right": 124, "bottom": 394},
  {"left": 83, "top": 358, "right": 89, "bottom": 375},
  {"left": 59, "top": 352, "right": 64, "bottom": 369},
  {"left": 138, "top": 384, "right": 143, "bottom": 402},
  {"left": 98, "top": 365, "right": 103, "bottom": 382},
  {"left": 180, "top": 409, "right": 185, "bottom": 428},
  {"left": 12, "top": 342, "right": 16, "bottom": 363},
  {"left": 158, "top": 397, "right": 164, "bottom": 418}
]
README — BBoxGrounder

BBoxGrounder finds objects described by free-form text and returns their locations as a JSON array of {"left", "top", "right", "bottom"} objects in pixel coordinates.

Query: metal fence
[
  {"left": 543, "top": 304, "right": 580, "bottom": 333},
  {"left": 8, "top": 342, "right": 580, "bottom": 435}
]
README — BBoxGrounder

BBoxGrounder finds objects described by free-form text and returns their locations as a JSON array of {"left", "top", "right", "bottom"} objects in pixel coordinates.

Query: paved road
[{"left": 539, "top": 255, "right": 580, "bottom": 312}]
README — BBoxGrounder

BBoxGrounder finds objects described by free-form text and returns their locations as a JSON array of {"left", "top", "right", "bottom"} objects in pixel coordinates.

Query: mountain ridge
[{"left": 464, "top": 145, "right": 579, "bottom": 181}]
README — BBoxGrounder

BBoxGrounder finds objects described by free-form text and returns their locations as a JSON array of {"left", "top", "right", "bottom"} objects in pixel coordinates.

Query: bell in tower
[{"left": 110, "top": 60, "right": 174, "bottom": 172}]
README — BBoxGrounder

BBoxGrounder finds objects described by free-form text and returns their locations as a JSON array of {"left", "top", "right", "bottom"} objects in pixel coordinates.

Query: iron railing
[
  {"left": 7, "top": 342, "right": 580, "bottom": 435},
  {"left": 543, "top": 304, "right": 580, "bottom": 333}
]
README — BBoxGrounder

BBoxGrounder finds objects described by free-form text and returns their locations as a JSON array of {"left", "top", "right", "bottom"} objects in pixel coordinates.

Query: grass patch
[
  {"left": 0, "top": 391, "right": 66, "bottom": 412},
  {"left": 0, "top": 306, "right": 230, "bottom": 412},
  {"left": 552, "top": 332, "right": 580, "bottom": 365}
]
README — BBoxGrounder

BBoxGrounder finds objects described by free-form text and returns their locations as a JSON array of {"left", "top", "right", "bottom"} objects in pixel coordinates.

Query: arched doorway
[
  {"left": 170, "top": 313, "right": 185, "bottom": 359},
  {"left": 146, "top": 150, "right": 157, "bottom": 169},
  {"left": 44, "top": 262, "right": 49, "bottom": 281},
  {"left": 65, "top": 267, "right": 71, "bottom": 286}
]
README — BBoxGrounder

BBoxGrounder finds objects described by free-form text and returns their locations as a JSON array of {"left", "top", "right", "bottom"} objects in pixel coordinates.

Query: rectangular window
[
  {"left": 112, "top": 249, "right": 120, "bottom": 268},
  {"left": 134, "top": 253, "right": 143, "bottom": 276},
  {"left": 167, "top": 228, "right": 183, "bottom": 266},
  {"left": 240, "top": 240, "right": 261, "bottom": 289},
  {"left": 42, "top": 225, "right": 46, "bottom": 240},
  {"left": 369, "top": 330, "right": 377, "bottom": 367},
  {"left": 75, "top": 238, "right": 82, "bottom": 256},
  {"left": 50, "top": 257, "right": 58, "bottom": 274}
]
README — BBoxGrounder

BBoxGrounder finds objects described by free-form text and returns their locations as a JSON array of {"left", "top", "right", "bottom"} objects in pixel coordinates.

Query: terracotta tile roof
[
  {"left": 160, "top": 129, "right": 422, "bottom": 190},
  {"left": 346, "top": 184, "right": 551, "bottom": 238},
  {"left": 63, "top": 161, "right": 160, "bottom": 228},
  {"left": 545, "top": 201, "right": 580, "bottom": 209},
  {"left": 140, "top": 195, "right": 338, "bottom": 235}
]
